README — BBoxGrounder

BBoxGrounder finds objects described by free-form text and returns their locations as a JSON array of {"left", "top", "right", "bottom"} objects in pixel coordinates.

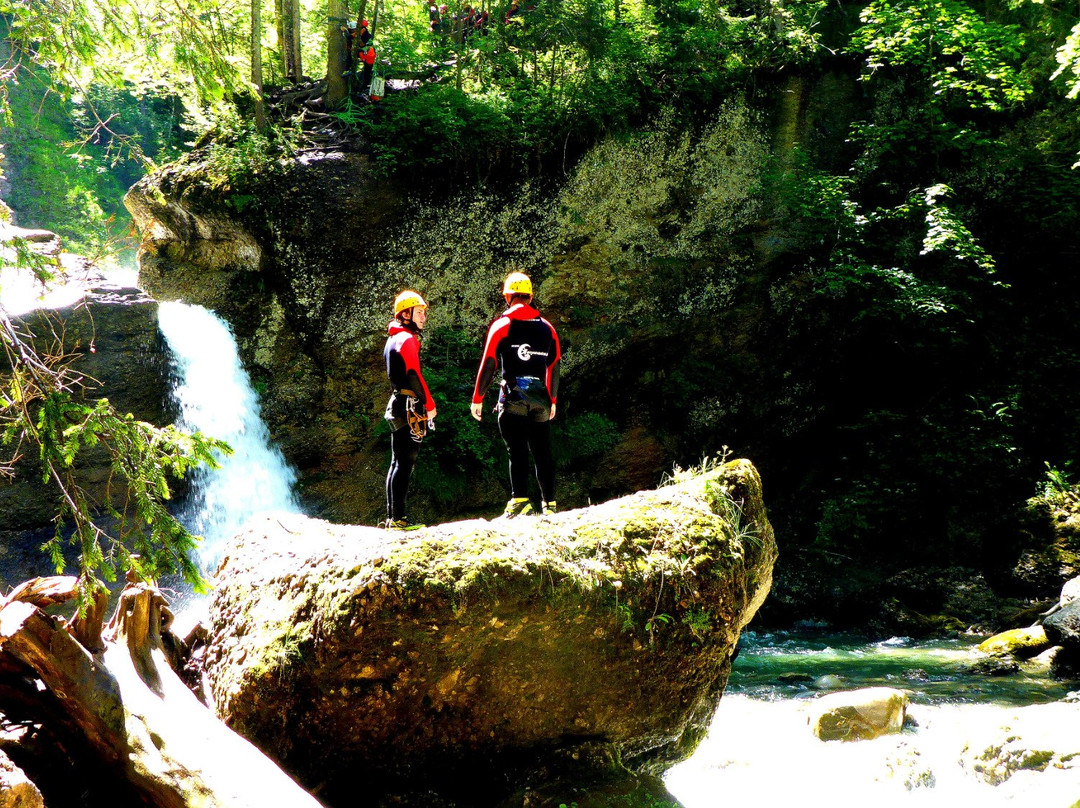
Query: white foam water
[{"left": 157, "top": 301, "right": 303, "bottom": 573}]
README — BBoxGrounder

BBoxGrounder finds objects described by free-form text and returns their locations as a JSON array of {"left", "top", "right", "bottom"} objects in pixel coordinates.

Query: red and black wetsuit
[
  {"left": 472, "top": 303, "right": 561, "bottom": 503},
  {"left": 360, "top": 46, "right": 376, "bottom": 89},
  {"left": 384, "top": 319, "right": 435, "bottom": 521}
]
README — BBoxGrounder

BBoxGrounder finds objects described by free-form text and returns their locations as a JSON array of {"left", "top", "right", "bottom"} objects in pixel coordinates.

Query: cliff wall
[{"left": 124, "top": 72, "right": 858, "bottom": 529}]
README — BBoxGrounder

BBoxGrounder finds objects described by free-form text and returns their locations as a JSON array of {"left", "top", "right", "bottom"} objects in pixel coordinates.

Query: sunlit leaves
[
  {"left": 1051, "top": 20, "right": 1080, "bottom": 166},
  {"left": 3, "top": 0, "right": 255, "bottom": 109},
  {"left": 920, "top": 183, "right": 995, "bottom": 275},
  {"left": 1053, "top": 21, "right": 1080, "bottom": 100},
  {"left": 852, "top": 0, "right": 1032, "bottom": 113}
]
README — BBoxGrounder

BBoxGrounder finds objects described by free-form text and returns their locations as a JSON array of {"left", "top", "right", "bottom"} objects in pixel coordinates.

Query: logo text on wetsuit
[{"left": 514, "top": 343, "right": 549, "bottom": 361}]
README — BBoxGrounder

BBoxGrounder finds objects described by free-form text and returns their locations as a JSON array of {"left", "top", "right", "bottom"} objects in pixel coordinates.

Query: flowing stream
[
  {"left": 665, "top": 630, "right": 1080, "bottom": 807},
  {"left": 157, "top": 301, "right": 303, "bottom": 574}
]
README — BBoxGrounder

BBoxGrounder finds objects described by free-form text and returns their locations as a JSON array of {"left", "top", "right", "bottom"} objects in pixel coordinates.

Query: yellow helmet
[
  {"left": 394, "top": 289, "right": 427, "bottom": 316},
  {"left": 502, "top": 271, "right": 533, "bottom": 296}
]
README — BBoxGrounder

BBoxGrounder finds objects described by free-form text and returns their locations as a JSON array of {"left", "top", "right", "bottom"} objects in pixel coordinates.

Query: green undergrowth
[{"left": 1, "top": 64, "right": 190, "bottom": 257}]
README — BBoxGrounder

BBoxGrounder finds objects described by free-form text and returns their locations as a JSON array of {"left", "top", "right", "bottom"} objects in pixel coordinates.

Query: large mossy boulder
[{"left": 203, "top": 458, "right": 775, "bottom": 807}]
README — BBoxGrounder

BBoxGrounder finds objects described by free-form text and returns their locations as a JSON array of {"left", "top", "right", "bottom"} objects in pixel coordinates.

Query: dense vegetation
[
  {"left": 0, "top": 64, "right": 190, "bottom": 256},
  {"left": 4, "top": 0, "right": 1080, "bottom": 624}
]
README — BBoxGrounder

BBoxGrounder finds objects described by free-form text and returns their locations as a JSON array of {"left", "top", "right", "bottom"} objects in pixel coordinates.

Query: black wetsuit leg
[
  {"left": 498, "top": 411, "right": 531, "bottom": 499},
  {"left": 526, "top": 418, "right": 555, "bottom": 503},
  {"left": 386, "top": 427, "right": 421, "bottom": 520}
]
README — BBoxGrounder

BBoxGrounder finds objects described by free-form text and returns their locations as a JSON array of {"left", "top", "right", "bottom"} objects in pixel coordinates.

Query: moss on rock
[
  {"left": 977, "top": 626, "right": 1051, "bottom": 659},
  {"left": 203, "top": 458, "right": 775, "bottom": 806}
]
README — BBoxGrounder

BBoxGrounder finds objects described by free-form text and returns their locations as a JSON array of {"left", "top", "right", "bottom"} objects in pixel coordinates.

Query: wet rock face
[
  {"left": 122, "top": 93, "right": 807, "bottom": 527},
  {"left": 1043, "top": 599, "right": 1080, "bottom": 650},
  {"left": 203, "top": 460, "right": 776, "bottom": 807},
  {"left": 0, "top": 284, "right": 172, "bottom": 535}
]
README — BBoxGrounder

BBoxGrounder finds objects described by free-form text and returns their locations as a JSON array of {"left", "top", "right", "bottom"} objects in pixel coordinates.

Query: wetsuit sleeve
[
  {"left": 548, "top": 360, "right": 560, "bottom": 404},
  {"left": 400, "top": 335, "right": 435, "bottom": 411},
  {"left": 545, "top": 320, "right": 562, "bottom": 404},
  {"left": 472, "top": 318, "right": 508, "bottom": 404}
]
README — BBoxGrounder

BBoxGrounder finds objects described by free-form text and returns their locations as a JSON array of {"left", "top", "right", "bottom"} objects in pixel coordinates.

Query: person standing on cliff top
[
  {"left": 471, "top": 271, "right": 561, "bottom": 518},
  {"left": 383, "top": 290, "right": 436, "bottom": 530}
]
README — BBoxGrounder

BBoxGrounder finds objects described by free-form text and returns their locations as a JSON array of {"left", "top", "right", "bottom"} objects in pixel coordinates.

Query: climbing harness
[{"left": 401, "top": 391, "right": 430, "bottom": 443}]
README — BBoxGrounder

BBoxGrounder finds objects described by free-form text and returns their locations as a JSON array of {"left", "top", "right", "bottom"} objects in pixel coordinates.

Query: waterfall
[{"left": 157, "top": 301, "right": 303, "bottom": 573}]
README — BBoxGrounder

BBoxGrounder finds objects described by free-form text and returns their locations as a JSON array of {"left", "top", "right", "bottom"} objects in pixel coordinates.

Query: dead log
[
  {"left": 0, "top": 581, "right": 324, "bottom": 808},
  {"left": 2, "top": 575, "right": 79, "bottom": 609}
]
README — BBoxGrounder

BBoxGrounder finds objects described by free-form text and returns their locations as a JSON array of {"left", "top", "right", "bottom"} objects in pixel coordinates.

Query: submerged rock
[
  {"left": 203, "top": 459, "right": 775, "bottom": 807},
  {"left": 806, "top": 687, "right": 909, "bottom": 742},
  {"left": 961, "top": 701, "right": 1080, "bottom": 790},
  {"left": 966, "top": 656, "right": 1021, "bottom": 677}
]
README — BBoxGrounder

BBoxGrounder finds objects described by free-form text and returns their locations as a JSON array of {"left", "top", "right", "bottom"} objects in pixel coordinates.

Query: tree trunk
[
  {"left": 252, "top": 0, "right": 266, "bottom": 127},
  {"left": 289, "top": 0, "right": 303, "bottom": 81},
  {"left": 275, "top": 0, "right": 286, "bottom": 81},
  {"left": 0, "top": 578, "right": 323, "bottom": 808},
  {"left": 279, "top": 0, "right": 298, "bottom": 82},
  {"left": 352, "top": 0, "right": 369, "bottom": 71},
  {"left": 325, "top": 0, "right": 347, "bottom": 106},
  {"left": 368, "top": 0, "right": 379, "bottom": 38}
]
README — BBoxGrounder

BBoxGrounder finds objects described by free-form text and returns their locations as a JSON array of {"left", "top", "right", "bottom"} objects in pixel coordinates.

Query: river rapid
[{"left": 666, "top": 630, "right": 1080, "bottom": 807}]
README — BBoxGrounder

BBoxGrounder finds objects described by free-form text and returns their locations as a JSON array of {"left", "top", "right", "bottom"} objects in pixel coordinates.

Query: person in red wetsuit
[
  {"left": 471, "top": 271, "right": 561, "bottom": 518},
  {"left": 383, "top": 290, "right": 437, "bottom": 529},
  {"left": 360, "top": 44, "right": 377, "bottom": 92}
]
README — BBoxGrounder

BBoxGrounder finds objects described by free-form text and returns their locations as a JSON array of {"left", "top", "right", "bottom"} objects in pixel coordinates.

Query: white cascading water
[
  {"left": 157, "top": 301, "right": 303, "bottom": 573},
  {"left": 664, "top": 633, "right": 1080, "bottom": 806}
]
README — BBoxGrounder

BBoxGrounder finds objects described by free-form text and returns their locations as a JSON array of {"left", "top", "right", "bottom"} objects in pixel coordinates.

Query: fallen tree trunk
[{"left": 0, "top": 577, "right": 324, "bottom": 808}]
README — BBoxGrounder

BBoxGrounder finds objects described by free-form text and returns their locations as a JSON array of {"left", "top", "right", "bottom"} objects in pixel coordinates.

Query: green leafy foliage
[
  {"left": 1053, "top": 21, "right": 1080, "bottom": 99},
  {"left": 0, "top": 34, "right": 193, "bottom": 258},
  {"left": 346, "top": 0, "right": 824, "bottom": 175},
  {"left": 33, "top": 395, "right": 229, "bottom": 589},
  {"left": 0, "top": 264, "right": 231, "bottom": 601},
  {"left": 1, "top": 0, "right": 254, "bottom": 108},
  {"left": 352, "top": 85, "right": 513, "bottom": 176},
  {"left": 553, "top": 411, "right": 621, "bottom": 468},
  {"left": 849, "top": 0, "right": 1034, "bottom": 170},
  {"left": 853, "top": 0, "right": 1031, "bottom": 113},
  {"left": 201, "top": 111, "right": 301, "bottom": 192},
  {"left": 1031, "top": 463, "right": 1078, "bottom": 511}
]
